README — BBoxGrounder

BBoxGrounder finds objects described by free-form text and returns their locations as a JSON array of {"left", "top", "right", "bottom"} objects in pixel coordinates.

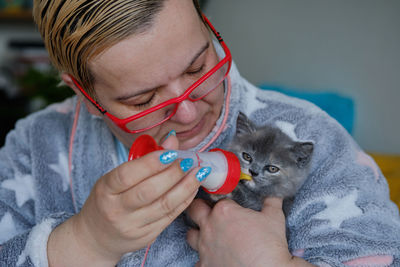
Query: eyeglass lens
[{"left": 125, "top": 60, "right": 230, "bottom": 131}]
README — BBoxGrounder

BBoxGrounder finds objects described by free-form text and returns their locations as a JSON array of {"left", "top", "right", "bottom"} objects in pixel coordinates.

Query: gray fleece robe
[{"left": 1, "top": 60, "right": 400, "bottom": 267}]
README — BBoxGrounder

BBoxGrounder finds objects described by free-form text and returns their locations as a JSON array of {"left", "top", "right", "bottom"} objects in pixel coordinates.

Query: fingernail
[
  {"left": 163, "top": 130, "right": 176, "bottom": 142},
  {"left": 196, "top": 167, "right": 212, "bottom": 182},
  {"left": 160, "top": 150, "right": 178, "bottom": 164},
  {"left": 180, "top": 158, "right": 194, "bottom": 172}
]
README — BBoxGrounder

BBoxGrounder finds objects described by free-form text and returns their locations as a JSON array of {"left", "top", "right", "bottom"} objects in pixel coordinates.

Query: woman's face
[{"left": 88, "top": 0, "right": 224, "bottom": 150}]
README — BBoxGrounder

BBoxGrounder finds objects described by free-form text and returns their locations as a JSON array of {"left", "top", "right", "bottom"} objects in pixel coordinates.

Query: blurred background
[
  {"left": 0, "top": 1, "right": 399, "bottom": 155},
  {"left": 203, "top": 0, "right": 400, "bottom": 155},
  {"left": 0, "top": 0, "right": 73, "bottom": 147}
]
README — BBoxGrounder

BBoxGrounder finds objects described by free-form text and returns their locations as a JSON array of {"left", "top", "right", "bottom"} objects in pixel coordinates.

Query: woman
[{"left": 1, "top": 0, "right": 399, "bottom": 266}]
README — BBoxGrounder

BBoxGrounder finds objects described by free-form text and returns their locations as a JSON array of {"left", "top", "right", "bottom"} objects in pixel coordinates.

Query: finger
[
  {"left": 132, "top": 172, "right": 200, "bottom": 226},
  {"left": 160, "top": 131, "right": 179, "bottom": 150},
  {"left": 186, "top": 228, "right": 200, "bottom": 251},
  {"left": 121, "top": 162, "right": 199, "bottom": 210},
  {"left": 102, "top": 150, "right": 177, "bottom": 194},
  {"left": 186, "top": 198, "right": 212, "bottom": 228},
  {"left": 261, "top": 197, "right": 283, "bottom": 214},
  {"left": 137, "top": 187, "right": 198, "bottom": 239}
]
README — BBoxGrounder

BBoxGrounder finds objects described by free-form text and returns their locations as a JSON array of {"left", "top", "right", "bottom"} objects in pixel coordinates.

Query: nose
[
  {"left": 171, "top": 99, "right": 198, "bottom": 124},
  {"left": 166, "top": 80, "right": 199, "bottom": 124},
  {"left": 249, "top": 169, "right": 259, "bottom": 177}
]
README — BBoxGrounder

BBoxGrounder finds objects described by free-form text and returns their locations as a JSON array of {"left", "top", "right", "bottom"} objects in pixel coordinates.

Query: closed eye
[
  {"left": 186, "top": 64, "right": 205, "bottom": 76},
  {"left": 133, "top": 93, "right": 156, "bottom": 108}
]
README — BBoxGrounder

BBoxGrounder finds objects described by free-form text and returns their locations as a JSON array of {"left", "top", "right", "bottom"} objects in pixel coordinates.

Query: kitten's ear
[
  {"left": 236, "top": 112, "right": 256, "bottom": 135},
  {"left": 291, "top": 142, "right": 314, "bottom": 168}
]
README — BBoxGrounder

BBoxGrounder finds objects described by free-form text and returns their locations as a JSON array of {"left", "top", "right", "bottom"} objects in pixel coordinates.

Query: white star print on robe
[
  {"left": 0, "top": 212, "right": 18, "bottom": 243},
  {"left": 243, "top": 85, "right": 267, "bottom": 116},
  {"left": 275, "top": 120, "right": 299, "bottom": 141},
  {"left": 48, "top": 152, "right": 70, "bottom": 192},
  {"left": 1, "top": 174, "right": 36, "bottom": 208},
  {"left": 16, "top": 218, "right": 55, "bottom": 267},
  {"left": 313, "top": 190, "right": 363, "bottom": 229}
]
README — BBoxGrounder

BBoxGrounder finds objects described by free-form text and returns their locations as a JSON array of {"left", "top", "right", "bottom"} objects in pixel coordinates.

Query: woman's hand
[
  {"left": 48, "top": 135, "right": 201, "bottom": 266},
  {"left": 186, "top": 197, "right": 314, "bottom": 267}
]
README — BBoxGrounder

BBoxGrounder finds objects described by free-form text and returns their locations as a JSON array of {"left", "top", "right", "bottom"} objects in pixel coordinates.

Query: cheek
[
  {"left": 257, "top": 172, "right": 276, "bottom": 186},
  {"left": 103, "top": 117, "right": 137, "bottom": 147},
  {"left": 203, "top": 82, "right": 225, "bottom": 110},
  {"left": 103, "top": 116, "right": 165, "bottom": 148}
]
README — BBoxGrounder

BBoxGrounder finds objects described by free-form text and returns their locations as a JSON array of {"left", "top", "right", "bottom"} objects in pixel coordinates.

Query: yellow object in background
[{"left": 370, "top": 153, "right": 400, "bottom": 208}]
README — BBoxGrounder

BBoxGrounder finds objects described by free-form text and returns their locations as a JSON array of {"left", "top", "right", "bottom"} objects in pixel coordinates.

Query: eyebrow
[{"left": 116, "top": 41, "right": 210, "bottom": 101}]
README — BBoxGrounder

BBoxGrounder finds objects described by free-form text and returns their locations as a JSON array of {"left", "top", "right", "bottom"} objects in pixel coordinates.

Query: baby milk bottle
[{"left": 128, "top": 134, "right": 242, "bottom": 194}]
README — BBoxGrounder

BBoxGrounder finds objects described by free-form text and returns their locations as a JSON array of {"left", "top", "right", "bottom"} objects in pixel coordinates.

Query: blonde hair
[{"left": 33, "top": 0, "right": 202, "bottom": 98}]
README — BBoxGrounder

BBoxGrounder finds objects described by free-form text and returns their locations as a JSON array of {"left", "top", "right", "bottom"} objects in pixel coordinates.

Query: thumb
[
  {"left": 261, "top": 197, "right": 283, "bottom": 214},
  {"left": 161, "top": 131, "right": 179, "bottom": 150}
]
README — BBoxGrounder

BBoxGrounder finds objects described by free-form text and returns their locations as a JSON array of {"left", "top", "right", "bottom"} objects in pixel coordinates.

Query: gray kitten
[{"left": 211, "top": 112, "right": 314, "bottom": 211}]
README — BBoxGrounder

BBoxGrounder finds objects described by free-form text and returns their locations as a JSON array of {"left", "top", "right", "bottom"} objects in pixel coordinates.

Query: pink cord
[
  {"left": 195, "top": 152, "right": 201, "bottom": 166},
  {"left": 69, "top": 99, "right": 152, "bottom": 266},
  {"left": 140, "top": 76, "right": 232, "bottom": 266},
  {"left": 67, "top": 75, "right": 231, "bottom": 266},
  {"left": 198, "top": 75, "right": 232, "bottom": 152},
  {"left": 141, "top": 244, "right": 151, "bottom": 267},
  {"left": 68, "top": 99, "right": 81, "bottom": 214}
]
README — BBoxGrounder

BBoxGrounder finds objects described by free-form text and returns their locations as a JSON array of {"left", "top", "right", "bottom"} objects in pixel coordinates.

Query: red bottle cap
[
  {"left": 203, "top": 148, "right": 241, "bottom": 195},
  {"left": 128, "top": 135, "right": 164, "bottom": 161}
]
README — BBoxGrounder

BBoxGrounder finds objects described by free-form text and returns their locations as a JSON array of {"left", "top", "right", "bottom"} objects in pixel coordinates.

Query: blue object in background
[{"left": 259, "top": 84, "right": 355, "bottom": 135}]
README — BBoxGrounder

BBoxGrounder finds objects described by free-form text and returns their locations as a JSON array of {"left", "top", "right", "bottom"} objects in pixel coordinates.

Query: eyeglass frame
[{"left": 70, "top": 14, "right": 232, "bottom": 134}]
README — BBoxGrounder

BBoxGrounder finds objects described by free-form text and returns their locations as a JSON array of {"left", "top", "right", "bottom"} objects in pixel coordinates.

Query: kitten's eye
[
  {"left": 242, "top": 152, "right": 252, "bottom": 163},
  {"left": 266, "top": 165, "right": 280, "bottom": 173}
]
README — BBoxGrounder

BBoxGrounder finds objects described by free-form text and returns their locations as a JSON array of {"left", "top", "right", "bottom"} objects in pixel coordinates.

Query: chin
[
  {"left": 177, "top": 116, "right": 216, "bottom": 150},
  {"left": 177, "top": 127, "right": 208, "bottom": 149},
  {"left": 178, "top": 135, "right": 205, "bottom": 150}
]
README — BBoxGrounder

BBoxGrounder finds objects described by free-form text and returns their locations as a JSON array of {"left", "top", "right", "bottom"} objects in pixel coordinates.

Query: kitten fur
[{"left": 210, "top": 112, "right": 314, "bottom": 211}]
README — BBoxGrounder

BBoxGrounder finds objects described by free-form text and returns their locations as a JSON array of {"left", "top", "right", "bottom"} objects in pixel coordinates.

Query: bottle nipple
[{"left": 240, "top": 172, "right": 253, "bottom": 181}]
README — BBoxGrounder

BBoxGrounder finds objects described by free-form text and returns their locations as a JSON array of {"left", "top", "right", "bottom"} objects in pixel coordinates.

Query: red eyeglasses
[{"left": 71, "top": 15, "right": 232, "bottom": 134}]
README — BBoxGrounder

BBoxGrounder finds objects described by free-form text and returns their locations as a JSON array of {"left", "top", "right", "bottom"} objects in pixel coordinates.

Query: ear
[
  {"left": 61, "top": 73, "right": 80, "bottom": 95},
  {"left": 61, "top": 73, "right": 102, "bottom": 116},
  {"left": 236, "top": 112, "right": 257, "bottom": 135},
  {"left": 291, "top": 142, "right": 314, "bottom": 168}
]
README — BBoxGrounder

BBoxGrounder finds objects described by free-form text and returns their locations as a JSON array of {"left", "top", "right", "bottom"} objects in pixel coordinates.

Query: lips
[{"left": 175, "top": 116, "right": 206, "bottom": 139}]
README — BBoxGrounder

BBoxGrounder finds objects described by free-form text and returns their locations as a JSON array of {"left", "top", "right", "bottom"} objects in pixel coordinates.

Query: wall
[{"left": 204, "top": 0, "right": 400, "bottom": 154}]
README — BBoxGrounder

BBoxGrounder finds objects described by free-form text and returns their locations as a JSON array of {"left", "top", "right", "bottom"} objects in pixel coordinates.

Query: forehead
[
  {"left": 245, "top": 130, "right": 291, "bottom": 153},
  {"left": 89, "top": 0, "right": 208, "bottom": 91}
]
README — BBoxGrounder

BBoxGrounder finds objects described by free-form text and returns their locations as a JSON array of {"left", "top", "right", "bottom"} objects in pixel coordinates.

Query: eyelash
[
  {"left": 133, "top": 63, "right": 205, "bottom": 108},
  {"left": 187, "top": 64, "right": 205, "bottom": 75},
  {"left": 134, "top": 93, "right": 156, "bottom": 108}
]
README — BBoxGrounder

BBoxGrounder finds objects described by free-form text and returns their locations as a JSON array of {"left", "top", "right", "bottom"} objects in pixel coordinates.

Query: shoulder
[
  {"left": 239, "top": 80, "right": 341, "bottom": 139},
  {"left": 231, "top": 72, "right": 354, "bottom": 160},
  {"left": 238, "top": 79, "right": 357, "bottom": 173},
  {"left": 4, "top": 96, "right": 78, "bottom": 151},
  {"left": 240, "top": 79, "right": 326, "bottom": 122}
]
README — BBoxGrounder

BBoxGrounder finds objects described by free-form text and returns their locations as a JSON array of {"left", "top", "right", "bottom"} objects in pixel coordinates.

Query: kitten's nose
[{"left": 249, "top": 169, "right": 258, "bottom": 177}]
